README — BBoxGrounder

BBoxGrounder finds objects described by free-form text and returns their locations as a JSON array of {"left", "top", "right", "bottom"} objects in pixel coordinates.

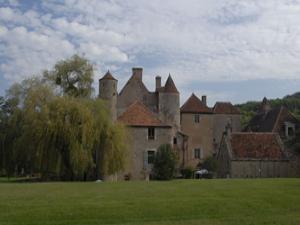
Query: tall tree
[
  {"left": 153, "top": 144, "right": 177, "bottom": 180},
  {"left": 44, "top": 54, "right": 94, "bottom": 98}
]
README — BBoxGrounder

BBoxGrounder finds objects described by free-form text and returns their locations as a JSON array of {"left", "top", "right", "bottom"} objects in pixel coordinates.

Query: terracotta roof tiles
[
  {"left": 230, "top": 132, "right": 286, "bottom": 160},
  {"left": 118, "top": 101, "right": 169, "bottom": 127},
  {"left": 213, "top": 102, "right": 240, "bottom": 114},
  {"left": 180, "top": 93, "right": 212, "bottom": 114}
]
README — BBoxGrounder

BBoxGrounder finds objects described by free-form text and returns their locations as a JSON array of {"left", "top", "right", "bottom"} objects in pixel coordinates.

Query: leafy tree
[
  {"left": 200, "top": 156, "right": 218, "bottom": 172},
  {"left": 152, "top": 144, "right": 177, "bottom": 180},
  {"left": 0, "top": 60, "right": 128, "bottom": 180},
  {"left": 43, "top": 54, "right": 94, "bottom": 98}
]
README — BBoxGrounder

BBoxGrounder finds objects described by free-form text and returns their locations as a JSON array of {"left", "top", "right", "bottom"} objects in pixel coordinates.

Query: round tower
[
  {"left": 99, "top": 70, "right": 118, "bottom": 122},
  {"left": 158, "top": 74, "right": 180, "bottom": 129}
]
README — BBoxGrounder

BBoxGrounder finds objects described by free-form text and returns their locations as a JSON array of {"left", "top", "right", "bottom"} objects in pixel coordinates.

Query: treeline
[
  {"left": 236, "top": 93, "right": 300, "bottom": 128},
  {"left": 0, "top": 55, "right": 128, "bottom": 181}
]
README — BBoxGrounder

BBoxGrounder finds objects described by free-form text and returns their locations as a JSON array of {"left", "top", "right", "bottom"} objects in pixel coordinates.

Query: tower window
[
  {"left": 194, "top": 114, "right": 200, "bottom": 123},
  {"left": 148, "top": 127, "right": 155, "bottom": 140}
]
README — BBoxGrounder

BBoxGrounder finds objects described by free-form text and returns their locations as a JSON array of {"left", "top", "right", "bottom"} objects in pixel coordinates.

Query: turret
[
  {"left": 157, "top": 74, "right": 180, "bottom": 129},
  {"left": 99, "top": 70, "right": 118, "bottom": 121}
]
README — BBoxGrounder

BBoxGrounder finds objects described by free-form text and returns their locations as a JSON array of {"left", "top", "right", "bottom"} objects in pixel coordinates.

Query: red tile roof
[
  {"left": 213, "top": 102, "right": 240, "bottom": 114},
  {"left": 181, "top": 94, "right": 213, "bottom": 114},
  {"left": 230, "top": 132, "right": 286, "bottom": 160},
  {"left": 99, "top": 70, "right": 117, "bottom": 81},
  {"left": 118, "top": 101, "right": 169, "bottom": 127}
]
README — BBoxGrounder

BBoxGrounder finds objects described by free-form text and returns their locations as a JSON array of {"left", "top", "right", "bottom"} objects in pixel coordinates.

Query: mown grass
[{"left": 0, "top": 179, "right": 300, "bottom": 225}]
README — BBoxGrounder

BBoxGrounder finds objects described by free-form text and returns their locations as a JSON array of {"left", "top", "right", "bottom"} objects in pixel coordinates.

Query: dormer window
[{"left": 285, "top": 122, "right": 295, "bottom": 138}]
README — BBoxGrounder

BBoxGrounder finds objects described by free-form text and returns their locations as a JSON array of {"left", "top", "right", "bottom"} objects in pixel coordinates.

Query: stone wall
[
  {"left": 158, "top": 92, "right": 180, "bottom": 129},
  {"left": 122, "top": 126, "right": 173, "bottom": 180},
  {"left": 180, "top": 113, "right": 214, "bottom": 168},
  {"left": 231, "top": 160, "right": 292, "bottom": 178},
  {"left": 117, "top": 78, "right": 158, "bottom": 116},
  {"left": 213, "top": 114, "right": 241, "bottom": 151},
  {"left": 99, "top": 79, "right": 117, "bottom": 122}
]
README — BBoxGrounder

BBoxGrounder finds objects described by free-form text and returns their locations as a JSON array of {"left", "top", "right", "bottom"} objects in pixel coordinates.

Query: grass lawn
[{"left": 0, "top": 179, "right": 300, "bottom": 225}]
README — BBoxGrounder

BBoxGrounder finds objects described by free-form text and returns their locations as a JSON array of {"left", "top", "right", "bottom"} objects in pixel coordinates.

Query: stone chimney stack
[
  {"left": 202, "top": 95, "right": 207, "bottom": 106},
  {"left": 132, "top": 67, "right": 143, "bottom": 81},
  {"left": 155, "top": 76, "right": 161, "bottom": 90}
]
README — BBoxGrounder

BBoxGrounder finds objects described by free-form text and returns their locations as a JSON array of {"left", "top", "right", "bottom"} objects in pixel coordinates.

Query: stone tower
[
  {"left": 99, "top": 71, "right": 118, "bottom": 121},
  {"left": 158, "top": 74, "right": 180, "bottom": 129}
]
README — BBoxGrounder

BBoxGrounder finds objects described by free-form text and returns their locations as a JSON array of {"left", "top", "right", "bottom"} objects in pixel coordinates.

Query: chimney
[
  {"left": 155, "top": 76, "right": 161, "bottom": 90},
  {"left": 202, "top": 95, "right": 207, "bottom": 106},
  {"left": 132, "top": 67, "right": 143, "bottom": 81}
]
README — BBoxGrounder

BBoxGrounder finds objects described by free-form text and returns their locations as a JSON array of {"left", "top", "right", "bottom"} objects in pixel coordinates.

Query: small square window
[
  {"left": 194, "top": 114, "right": 200, "bottom": 123},
  {"left": 147, "top": 151, "right": 155, "bottom": 164},
  {"left": 173, "top": 137, "right": 177, "bottom": 145},
  {"left": 148, "top": 127, "right": 155, "bottom": 140},
  {"left": 194, "top": 148, "right": 202, "bottom": 159}
]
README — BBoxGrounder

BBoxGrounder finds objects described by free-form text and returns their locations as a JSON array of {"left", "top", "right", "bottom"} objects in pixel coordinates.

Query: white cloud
[{"left": 0, "top": 0, "right": 300, "bottom": 92}]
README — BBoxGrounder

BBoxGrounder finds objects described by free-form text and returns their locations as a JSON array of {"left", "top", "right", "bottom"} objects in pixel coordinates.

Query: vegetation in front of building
[
  {"left": 0, "top": 55, "right": 128, "bottom": 181},
  {"left": 152, "top": 144, "right": 178, "bottom": 180}
]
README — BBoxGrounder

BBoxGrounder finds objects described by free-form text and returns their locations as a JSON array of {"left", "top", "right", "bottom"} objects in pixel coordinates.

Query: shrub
[
  {"left": 153, "top": 144, "right": 177, "bottom": 180},
  {"left": 201, "top": 156, "right": 218, "bottom": 172},
  {"left": 181, "top": 167, "right": 194, "bottom": 179}
]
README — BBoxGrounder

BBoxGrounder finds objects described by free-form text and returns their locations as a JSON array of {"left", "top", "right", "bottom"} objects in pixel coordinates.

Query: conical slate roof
[
  {"left": 99, "top": 70, "right": 117, "bottom": 81},
  {"left": 164, "top": 75, "right": 179, "bottom": 93},
  {"left": 181, "top": 93, "right": 212, "bottom": 113}
]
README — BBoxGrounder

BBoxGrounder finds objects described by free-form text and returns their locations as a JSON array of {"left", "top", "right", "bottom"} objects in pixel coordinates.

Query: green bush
[
  {"left": 181, "top": 167, "right": 194, "bottom": 179},
  {"left": 201, "top": 156, "right": 218, "bottom": 172},
  {"left": 153, "top": 144, "right": 177, "bottom": 180}
]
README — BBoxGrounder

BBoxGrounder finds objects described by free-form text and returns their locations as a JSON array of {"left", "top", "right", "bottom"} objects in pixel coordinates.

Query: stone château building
[{"left": 99, "top": 67, "right": 241, "bottom": 180}]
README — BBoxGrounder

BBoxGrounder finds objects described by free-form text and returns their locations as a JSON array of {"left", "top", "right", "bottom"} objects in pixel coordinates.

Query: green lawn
[{"left": 0, "top": 179, "right": 300, "bottom": 225}]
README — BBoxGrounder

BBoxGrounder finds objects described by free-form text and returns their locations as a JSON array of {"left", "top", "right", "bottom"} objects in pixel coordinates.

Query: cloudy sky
[{"left": 0, "top": 0, "right": 300, "bottom": 105}]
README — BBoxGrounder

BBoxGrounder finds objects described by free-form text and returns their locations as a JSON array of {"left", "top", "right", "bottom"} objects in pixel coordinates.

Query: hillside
[{"left": 236, "top": 92, "right": 300, "bottom": 128}]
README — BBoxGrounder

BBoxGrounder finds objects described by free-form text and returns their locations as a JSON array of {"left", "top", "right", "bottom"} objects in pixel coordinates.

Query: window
[
  {"left": 173, "top": 137, "right": 177, "bottom": 145},
  {"left": 148, "top": 127, "right": 155, "bottom": 140},
  {"left": 285, "top": 122, "right": 296, "bottom": 138},
  {"left": 194, "top": 148, "right": 202, "bottom": 159},
  {"left": 288, "top": 127, "right": 295, "bottom": 137},
  {"left": 194, "top": 114, "right": 200, "bottom": 123},
  {"left": 147, "top": 150, "right": 155, "bottom": 164}
]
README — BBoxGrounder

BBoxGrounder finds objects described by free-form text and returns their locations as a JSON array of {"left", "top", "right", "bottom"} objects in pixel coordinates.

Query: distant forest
[{"left": 236, "top": 92, "right": 300, "bottom": 128}]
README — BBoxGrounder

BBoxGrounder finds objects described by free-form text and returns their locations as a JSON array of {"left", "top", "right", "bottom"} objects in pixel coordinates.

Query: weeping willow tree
[{"left": 1, "top": 67, "right": 128, "bottom": 180}]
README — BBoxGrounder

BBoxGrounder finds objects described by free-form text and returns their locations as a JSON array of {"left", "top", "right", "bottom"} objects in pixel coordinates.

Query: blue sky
[{"left": 0, "top": 0, "right": 300, "bottom": 106}]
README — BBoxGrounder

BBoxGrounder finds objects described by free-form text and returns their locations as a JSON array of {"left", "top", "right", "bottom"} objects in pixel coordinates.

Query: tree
[
  {"left": 0, "top": 55, "right": 128, "bottom": 181},
  {"left": 200, "top": 156, "right": 218, "bottom": 172},
  {"left": 152, "top": 144, "right": 177, "bottom": 180},
  {"left": 43, "top": 54, "right": 94, "bottom": 98}
]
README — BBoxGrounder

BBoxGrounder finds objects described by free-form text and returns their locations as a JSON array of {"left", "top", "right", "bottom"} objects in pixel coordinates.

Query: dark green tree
[
  {"left": 152, "top": 144, "right": 177, "bottom": 180},
  {"left": 201, "top": 156, "right": 218, "bottom": 172}
]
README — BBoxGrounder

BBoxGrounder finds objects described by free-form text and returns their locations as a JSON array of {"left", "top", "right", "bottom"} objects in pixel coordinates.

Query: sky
[{"left": 0, "top": 0, "right": 300, "bottom": 106}]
